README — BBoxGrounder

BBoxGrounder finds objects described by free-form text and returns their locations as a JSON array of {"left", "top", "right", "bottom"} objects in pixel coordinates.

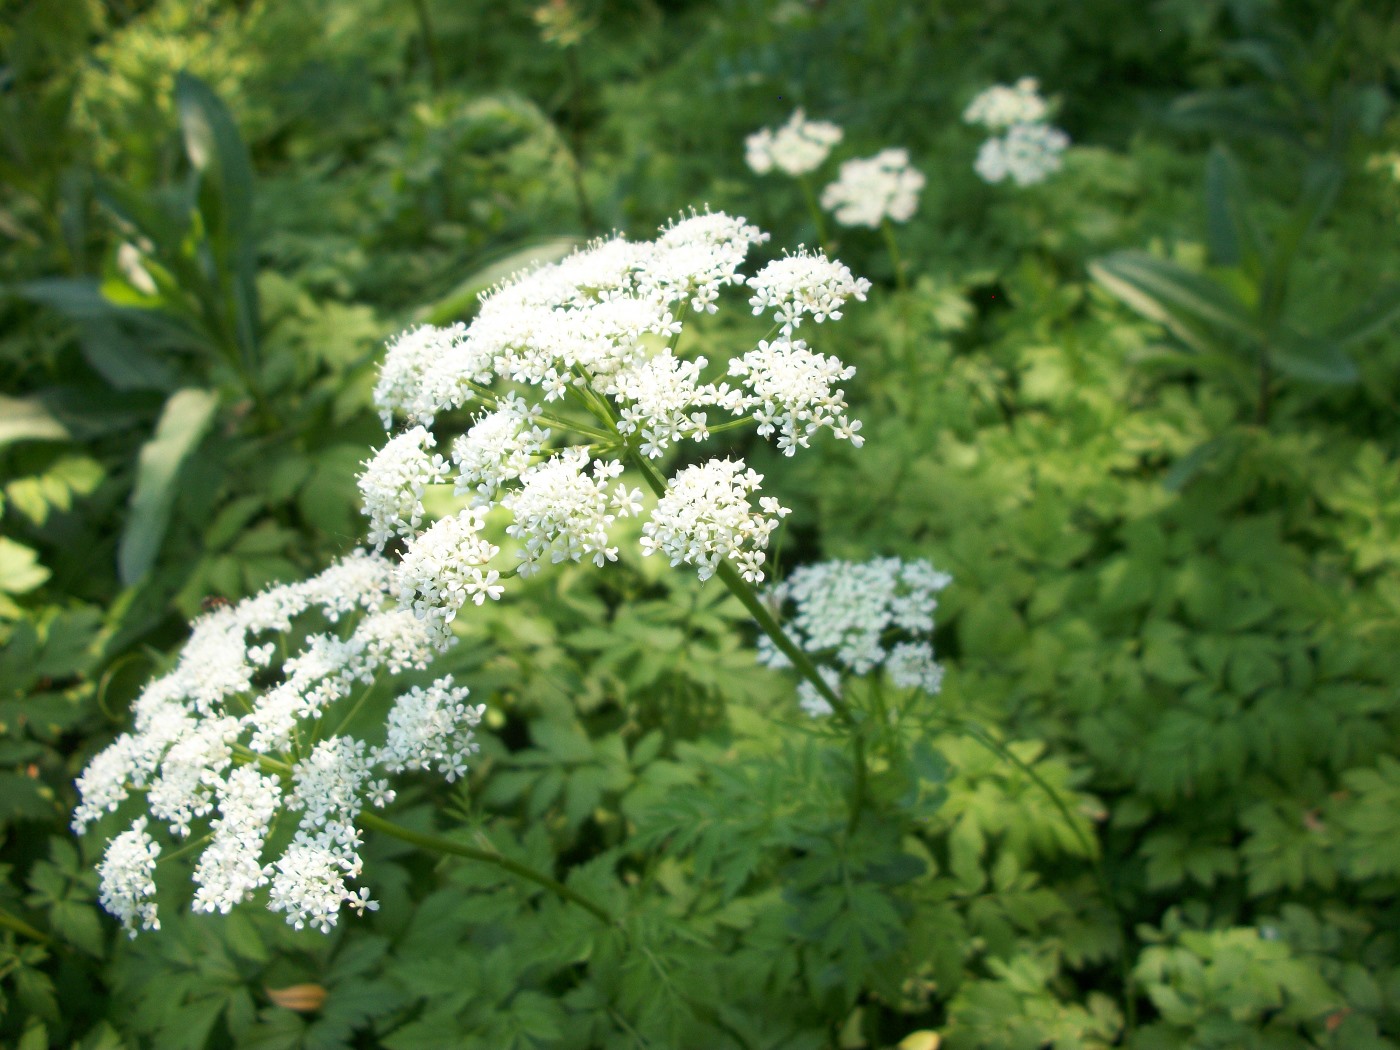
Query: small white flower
[{"left": 820, "top": 149, "right": 926, "bottom": 228}]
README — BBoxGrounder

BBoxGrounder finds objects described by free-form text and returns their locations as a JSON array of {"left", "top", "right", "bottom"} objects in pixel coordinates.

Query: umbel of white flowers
[
  {"left": 364, "top": 210, "right": 871, "bottom": 639},
  {"left": 745, "top": 108, "right": 843, "bottom": 177},
  {"left": 73, "top": 552, "right": 484, "bottom": 936},
  {"left": 760, "top": 557, "right": 952, "bottom": 717},
  {"left": 821, "top": 148, "right": 926, "bottom": 228},
  {"left": 964, "top": 77, "right": 1070, "bottom": 187}
]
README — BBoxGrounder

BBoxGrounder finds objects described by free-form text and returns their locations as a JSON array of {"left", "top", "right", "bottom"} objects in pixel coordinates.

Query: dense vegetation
[{"left": 3, "top": 1, "right": 1400, "bottom": 1047}]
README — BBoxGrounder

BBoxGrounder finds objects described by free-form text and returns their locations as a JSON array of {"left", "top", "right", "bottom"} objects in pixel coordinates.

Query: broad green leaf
[
  {"left": 78, "top": 321, "right": 181, "bottom": 391},
  {"left": 1326, "top": 282, "right": 1400, "bottom": 347},
  {"left": 1270, "top": 328, "right": 1358, "bottom": 385},
  {"left": 1204, "top": 146, "right": 1241, "bottom": 267},
  {"left": 1089, "top": 251, "right": 1258, "bottom": 355},
  {"left": 0, "top": 395, "right": 69, "bottom": 448},
  {"left": 1203, "top": 145, "right": 1265, "bottom": 269},
  {"left": 118, "top": 388, "right": 220, "bottom": 585},
  {"left": 419, "top": 238, "right": 580, "bottom": 325},
  {"left": 175, "top": 72, "right": 260, "bottom": 372},
  {"left": 12, "top": 277, "right": 117, "bottom": 321},
  {"left": 1166, "top": 87, "right": 1302, "bottom": 144}
]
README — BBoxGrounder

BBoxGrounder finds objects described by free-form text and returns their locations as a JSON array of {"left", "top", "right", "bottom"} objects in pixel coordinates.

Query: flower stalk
[{"left": 357, "top": 812, "right": 617, "bottom": 925}]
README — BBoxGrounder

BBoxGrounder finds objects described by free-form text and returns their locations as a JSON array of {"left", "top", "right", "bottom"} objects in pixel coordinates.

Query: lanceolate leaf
[
  {"left": 1089, "top": 251, "right": 1259, "bottom": 355},
  {"left": 118, "top": 388, "right": 220, "bottom": 585},
  {"left": 1203, "top": 145, "right": 1266, "bottom": 269},
  {"left": 1269, "top": 328, "right": 1358, "bottom": 385},
  {"left": 419, "top": 238, "right": 581, "bottom": 326},
  {"left": 175, "top": 72, "right": 260, "bottom": 374},
  {"left": 1325, "top": 283, "right": 1400, "bottom": 347}
]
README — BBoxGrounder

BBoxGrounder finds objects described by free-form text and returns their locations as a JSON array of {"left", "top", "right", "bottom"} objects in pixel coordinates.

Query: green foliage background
[{"left": 3, "top": 0, "right": 1400, "bottom": 1046}]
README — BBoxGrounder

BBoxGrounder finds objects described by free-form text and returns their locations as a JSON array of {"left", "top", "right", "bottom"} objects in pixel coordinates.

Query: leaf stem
[
  {"left": 943, "top": 715, "right": 1136, "bottom": 1034},
  {"left": 0, "top": 906, "right": 52, "bottom": 946},
  {"left": 797, "top": 174, "right": 831, "bottom": 254},
  {"left": 357, "top": 811, "right": 616, "bottom": 925},
  {"left": 623, "top": 449, "right": 868, "bottom": 834}
]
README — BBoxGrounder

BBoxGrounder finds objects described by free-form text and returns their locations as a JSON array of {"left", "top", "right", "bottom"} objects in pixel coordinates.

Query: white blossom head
[
  {"left": 745, "top": 108, "right": 843, "bottom": 177},
  {"left": 963, "top": 77, "right": 1050, "bottom": 131},
  {"left": 761, "top": 557, "right": 951, "bottom": 716},
  {"left": 820, "top": 149, "right": 926, "bottom": 228},
  {"left": 73, "top": 552, "right": 484, "bottom": 936},
  {"left": 974, "top": 122, "right": 1070, "bottom": 187},
  {"left": 365, "top": 209, "right": 867, "bottom": 620}
]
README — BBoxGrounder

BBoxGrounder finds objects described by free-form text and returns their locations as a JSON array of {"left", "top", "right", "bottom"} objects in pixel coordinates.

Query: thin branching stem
[
  {"left": 943, "top": 714, "right": 1137, "bottom": 1034},
  {"left": 358, "top": 811, "right": 617, "bottom": 925},
  {"left": 0, "top": 906, "right": 52, "bottom": 947},
  {"left": 622, "top": 449, "right": 869, "bottom": 835}
]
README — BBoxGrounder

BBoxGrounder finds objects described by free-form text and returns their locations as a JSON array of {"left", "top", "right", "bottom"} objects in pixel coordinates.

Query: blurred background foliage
[{"left": 3, "top": 0, "right": 1400, "bottom": 1046}]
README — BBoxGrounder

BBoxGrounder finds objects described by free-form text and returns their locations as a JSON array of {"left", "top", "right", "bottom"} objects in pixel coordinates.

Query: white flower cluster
[
  {"left": 640, "top": 460, "right": 790, "bottom": 583},
  {"left": 963, "top": 77, "right": 1049, "bottom": 131},
  {"left": 761, "top": 557, "right": 952, "bottom": 717},
  {"left": 367, "top": 211, "right": 867, "bottom": 611},
  {"left": 747, "top": 250, "right": 871, "bottom": 335},
  {"left": 965, "top": 78, "right": 1070, "bottom": 187},
  {"left": 820, "top": 148, "right": 926, "bottom": 228},
  {"left": 745, "top": 108, "right": 843, "bottom": 177},
  {"left": 744, "top": 110, "right": 924, "bottom": 229},
  {"left": 73, "top": 552, "right": 484, "bottom": 936}
]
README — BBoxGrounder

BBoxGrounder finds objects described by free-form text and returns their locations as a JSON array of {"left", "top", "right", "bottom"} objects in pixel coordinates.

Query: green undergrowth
[{"left": 4, "top": 0, "right": 1400, "bottom": 1046}]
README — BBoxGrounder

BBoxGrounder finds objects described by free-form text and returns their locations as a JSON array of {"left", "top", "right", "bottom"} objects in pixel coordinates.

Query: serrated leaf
[{"left": 118, "top": 388, "right": 220, "bottom": 585}]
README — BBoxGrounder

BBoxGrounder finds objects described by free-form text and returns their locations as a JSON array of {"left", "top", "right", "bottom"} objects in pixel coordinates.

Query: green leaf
[
  {"left": 1270, "top": 328, "right": 1358, "bottom": 385},
  {"left": 1204, "top": 147, "right": 1241, "bottom": 267},
  {"left": 12, "top": 277, "right": 118, "bottom": 321},
  {"left": 0, "top": 395, "right": 69, "bottom": 448},
  {"left": 419, "top": 238, "right": 580, "bottom": 326},
  {"left": 1089, "top": 251, "right": 1258, "bottom": 355},
  {"left": 1167, "top": 87, "right": 1303, "bottom": 144},
  {"left": 175, "top": 72, "right": 260, "bottom": 372},
  {"left": 0, "top": 537, "right": 50, "bottom": 595},
  {"left": 1203, "top": 145, "right": 1265, "bottom": 269},
  {"left": 118, "top": 388, "right": 220, "bottom": 585},
  {"left": 1163, "top": 436, "right": 1229, "bottom": 492},
  {"left": 1326, "top": 282, "right": 1400, "bottom": 347}
]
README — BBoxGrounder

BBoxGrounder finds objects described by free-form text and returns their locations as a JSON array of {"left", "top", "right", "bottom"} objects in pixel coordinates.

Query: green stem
[
  {"left": 463, "top": 380, "right": 612, "bottom": 441},
  {"left": 797, "top": 174, "right": 830, "bottom": 254},
  {"left": 358, "top": 811, "right": 616, "bottom": 926},
  {"left": 881, "top": 219, "right": 908, "bottom": 296},
  {"left": 0, "top": 906, "right": 52, "bottom": 947},
  {"left": 881, "top": 218, "right": 916, "bottom": 411},
  {"left": 408, "top": 0, "right": 445, "bottom": 94},
  {"left": 623, "top": 449, "right": 868, "bottom": 834},
  {"left": 945, "top": 715, "right": 1136, "bottom": 1034}
]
